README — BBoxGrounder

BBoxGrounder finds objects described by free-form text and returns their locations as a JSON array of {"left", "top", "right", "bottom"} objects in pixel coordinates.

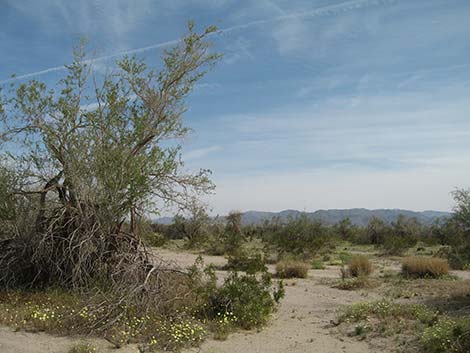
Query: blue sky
[{"left": 1, "top": 0, "right": 470, "bottom": 214}]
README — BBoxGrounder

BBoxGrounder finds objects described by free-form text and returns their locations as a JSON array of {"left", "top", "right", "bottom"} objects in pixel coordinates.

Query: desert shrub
[
  {"left": 205, "top": 241, "right": 226, "bottom": 256},
  {"left": 333, "top": 218, "right": 362, "bottom": 241},
  {"left": 335, "top": 276, "right": 375, "bottom": 290},
  {"left": 225, "top": 251, "right": 267, "bottom": 274},
  {"left": 339, "top": 300, "right": 438, "bottom": 324},
  {"left": 222, "top": 211, "right": 245, "bottom": 255},
  {"left": 322, "top": 254, "right": 331, "bottom": 262},
  {"left": 311, "top": 259, "right": 325, "bottom": 269},
  {"left": 69, "top": 342, "right": 98, "bottom": 353},
  {"left": 142, "top": 232, "right": 167, "bottom": 247},
  {"left": 448, "top": 244, "right": 470, "bottom": 270},
  {"left": 382, "top": 235, "right": 417, "bottom": 255},
  {"left": 347, "top": 255, "right": 373, "bottom": 277},
  {"left": 338, "top": 300, "right": 470, "bottom": 352},
  {"left": 268, "top": 215, "right": 331, "bottom": 259},
  {"left": 402, "top": 256, "right": 449, "bottom": 278},
  {"left": 366, "top": 217, "right": 391, "bottom": 245},
  {"left": 170, "top": 202, "right": 211, "bottom": 249},
  {"left": 338, "top": 251, "right": 353, "bottom": 264},
  {"left": 275, "top": 260, "right": 309, "bottom": 278},
  {"left": 187, "top": 257, "right": 283, "bottom": 332},
  {"left": 204, "top": 272, "right": 283, "bottom": 330},
  {"left": 421, "top": 316, "right": 470, "bottom": 353}
]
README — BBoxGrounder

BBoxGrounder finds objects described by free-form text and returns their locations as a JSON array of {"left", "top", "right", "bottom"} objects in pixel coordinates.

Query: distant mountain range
[{"left": 155, "top": 208, "right": 451, "bottom": 226}]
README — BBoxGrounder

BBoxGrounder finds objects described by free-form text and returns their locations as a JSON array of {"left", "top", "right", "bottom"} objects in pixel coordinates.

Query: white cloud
[
  {"left": 5, "top": 0, "right": 153, "bottom": 48},
  {"left": 185, "top": 146, "right": 221, "bottom": 161}
]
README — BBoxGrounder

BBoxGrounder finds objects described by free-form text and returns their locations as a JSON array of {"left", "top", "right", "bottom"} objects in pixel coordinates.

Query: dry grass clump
[
  {"left": 347, "top": 255, "right": 373, "bottom": 277},
  {"left": 402, "top": 256, "right": 449, "bottom": 278},
  {"left": 275, "top": 260, "right": 309, "bottom": 279}
]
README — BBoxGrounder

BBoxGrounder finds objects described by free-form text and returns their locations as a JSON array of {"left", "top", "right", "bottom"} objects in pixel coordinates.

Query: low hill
[{"left": 156, "top": 208, "right": 451, "bottom": 226}]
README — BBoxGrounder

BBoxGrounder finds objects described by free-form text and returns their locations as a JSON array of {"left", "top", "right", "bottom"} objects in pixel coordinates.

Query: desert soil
[{"left": 1, "top": 249, "right": 467, "bottom": 353}]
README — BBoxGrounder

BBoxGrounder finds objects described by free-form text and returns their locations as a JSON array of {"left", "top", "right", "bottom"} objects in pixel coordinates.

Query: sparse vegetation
[
  {"left": 69, "top": 342, "right": 98, "bottom": 353},
  {"left": 335, "top": 276, "right": 376, "bottom": 290},
  {"left": 338, "top": 299, "right": 470, "bottom": 353},
  {"left": 421, "top": 316, "right": 470, "bottom": 353}
]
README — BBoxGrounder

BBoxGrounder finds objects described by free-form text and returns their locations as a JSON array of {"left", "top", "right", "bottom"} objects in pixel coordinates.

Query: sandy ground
[
  {"left": 0, "top": 328, "right": 139, "bottom": 353},
  {"left": 0, "top": 249, "right": 468, "bottom": 353},
  {"left": 154, "top": 250, "right": 382, "bottom": 352}
]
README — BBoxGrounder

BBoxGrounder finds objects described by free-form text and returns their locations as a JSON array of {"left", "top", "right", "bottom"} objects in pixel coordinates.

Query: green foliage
[
  {"left": 366, "top": 216, "right": 391, "bottom": 245},
  {"left": 382, "top": 235, "right": 417, "bottom": 255},
  {"left": 188, "top": 257, "right": 283, "bottom": 332},
  {"left": 171, "top": 202, "right": 210, "bottom": 248},
  {"left": 0, "top": 23, "right": 221, "bottom": 289},
  {"left": 339, "top": 300, "right": 438, "bottom": 326},
  {"left": 69, "top": 342, "right": 98, "bottom": 353},
  {"left": 421, "top": 317, "right": 470, "bottom": 353},
  {"left": 137, "top": 218, "right": 166, "bottom": 247},
  {"left": 335, "top": 276, "right": 374, "bottom": 290},
  {"left": 338, "top": 300, "right": 470, "bottom": 353},
  {"left": 338, "top": 251, "right": 353, "bottom": 264},
  {"left": 222, "top": 211, "right": 245, "bottom": 255},
  {"left": 225, "top": 250, "right": 267, "bottom": 274},
  {"left": 268, "top": 214, "right": 331, "bottom": 258},
  {"left": 311, "top": 259, "right": 325, "bottom": 269},
  {"left": 207, "top": 272, "right": 282, "bottom": 329},
  {"left": 333, "top": 218, "right": 364, "bottom": 241},
  {"left": 142, "top": 232, "right": 167, "bottom": 247},
  {"left": 364, "top": 215, "right": 419, "bottom": 255},
  {"left": 444, "top": 189, "right": 470, "bottom": 269}
]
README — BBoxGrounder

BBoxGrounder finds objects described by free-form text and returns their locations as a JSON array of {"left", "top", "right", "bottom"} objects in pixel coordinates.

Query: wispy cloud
[
  {"left": 185, "top": 146, "right": 221, "bottom": 161},
  {"left": 1, "top": 0, "right": 394, "bottom": 84}
]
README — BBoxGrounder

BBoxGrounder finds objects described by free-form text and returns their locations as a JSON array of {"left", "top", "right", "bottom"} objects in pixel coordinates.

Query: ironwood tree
[{"left": 0, "top": 22, "right": 221, "bottom": 290}]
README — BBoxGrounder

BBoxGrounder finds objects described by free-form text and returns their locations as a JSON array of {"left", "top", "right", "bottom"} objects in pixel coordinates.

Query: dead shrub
[
  {"left": 347, "top": 255, "right": 373, "bottom": 277},
  {"left": 275, "top": 260, "right": 309, "bottom": 279},
  {"left": 402, "top": 256, "right": 449, "bottom": 278}
]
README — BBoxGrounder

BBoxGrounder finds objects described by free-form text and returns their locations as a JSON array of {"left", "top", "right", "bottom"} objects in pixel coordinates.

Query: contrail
[{"left": 0, "top": 0, "right": 393, "bottom": 85}]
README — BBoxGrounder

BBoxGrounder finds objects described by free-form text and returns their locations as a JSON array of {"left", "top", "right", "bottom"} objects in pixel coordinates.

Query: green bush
[
  {"left": 142, "top": 232, "right": 166, "bottom": 247},
  {"left": 311, "top": 259, "right": 325, "bottom": 269},
  {"left": 205, "top": 272, "right": 284, "bottom": 329},
  {"left": 449, "top": 244, "right": 470, "bottom": 270},
  {"left": 336, "top": 276, "right": 374, "bottom": 290},
  {"left": 269, "top": 215, "right": 331, "bottom": 258},
  {"left": 225, "top": 251, "right": 267, "bottom": 274},
  {"left": 339, "top": 300, "right": 438, "bottom": 325},
  {"left": 382, "top": 236, "right": 417, "bottom": 255},
  {"left": 338, "top": 251, "right": 353, "bottom": 264},
  {"left": 69, "top": 342, "right": 98, "bottom": 353},
  {"left": 421, "top": 316, "right": 470, "bottom": 353}
]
